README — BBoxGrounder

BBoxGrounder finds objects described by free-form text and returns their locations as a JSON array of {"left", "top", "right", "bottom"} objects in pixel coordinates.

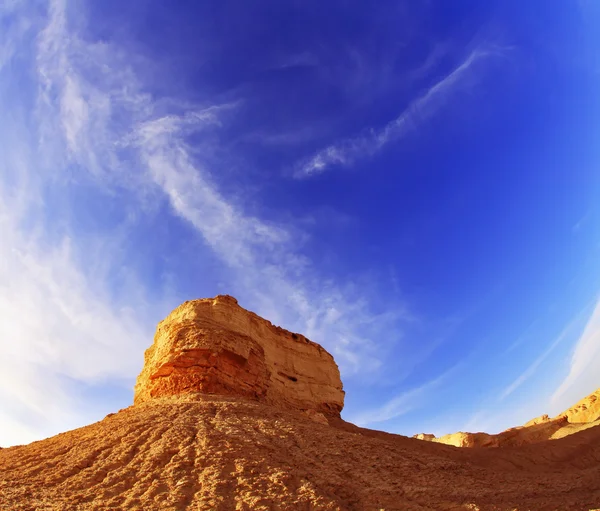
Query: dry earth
[{"left": 2, "top": 395, "right": 600, "bottom": 510}]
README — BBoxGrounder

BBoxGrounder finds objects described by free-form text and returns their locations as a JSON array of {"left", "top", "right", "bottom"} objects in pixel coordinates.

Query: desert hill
[
  {"left": 1, "top": 295, "right": 600, "bottom": 510},
  {"left": 415, "top": 388, "right": 600, "bottom": 448}
]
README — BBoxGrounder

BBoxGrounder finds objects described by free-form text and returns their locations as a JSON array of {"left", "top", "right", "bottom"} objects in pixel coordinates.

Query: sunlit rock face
[
  {"left": 559, "top": 388, "right": 600, "bottom": 423},
  {"left": 415, "top": 388, "right": 600, "bottom": 448},
  {"left": 134, "top": 295, "right": 345, "bottom": 416}
]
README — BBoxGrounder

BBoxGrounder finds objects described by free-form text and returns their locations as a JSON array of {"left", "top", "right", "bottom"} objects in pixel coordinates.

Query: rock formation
[
  {"left": 560, "top": 387, "right": 600, "bottom": 423},
  {"left": 1, "top": 296, "right": 600, "bottom": 510},
  {"left": 134, "top": 295, "right": 344, "bottom": 419},
  {"left": 415, "top": 388, "right": 600, "bottom": 448}
]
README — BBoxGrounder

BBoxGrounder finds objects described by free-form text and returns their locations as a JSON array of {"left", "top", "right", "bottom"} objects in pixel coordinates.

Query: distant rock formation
[
  {"left": 560, "top": 387, "right": 600, "bottom": 423},
  {"left": 415, "top": 388, "right": 600, "bottom": 448},
  {"left": 134, "top": 295, "right": 345, "bottom": 419}
]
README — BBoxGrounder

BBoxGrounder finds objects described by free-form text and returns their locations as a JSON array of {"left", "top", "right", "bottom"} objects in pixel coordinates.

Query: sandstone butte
[{"left": 0, "top": 296, "right": 599, "bottom": 511}]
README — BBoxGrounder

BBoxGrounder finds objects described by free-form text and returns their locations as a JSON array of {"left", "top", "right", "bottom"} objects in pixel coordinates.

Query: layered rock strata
[{"left": 134, "top": 295, "right": 345, "bottom": 417}]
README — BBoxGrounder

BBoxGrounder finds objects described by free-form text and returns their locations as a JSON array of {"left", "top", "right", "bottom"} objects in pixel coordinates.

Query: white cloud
[
  {"left": 135, "top": 111, "right": 293, "bottom": 269},
  {"left": 430, "top": 299, "right": 600, "bottom": 438},
  {"left": 33, "top": 0, "right": 412, "bottom": 377},
  {"left": 0, "top": 2, "right": 156, "bottom": 446},
  {"left": 350, "top": 383, "right": 430, "bottom": 427},
  {"left": 498, "top": 339, "right": 560, "bottom": 401},
  {"left": 498, "top": 303, "right": 594, "bottom": 401},
  {"left": 0, "top": 171, "right": 153, "bottom": 446},
  {"left": 0, "top": 0, "right": 415, "bottom": 446},
  {"left": 296, "top": 46, "right": 501, "bottom": 178},
  {"left": 349, "top": 364, "right": 460, "bottom": 426},
  {"left": 552, "top": 298, "right": 600, "bottom": 408}
]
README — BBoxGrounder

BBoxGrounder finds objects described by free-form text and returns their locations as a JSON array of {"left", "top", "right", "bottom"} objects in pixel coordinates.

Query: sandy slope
[{"left": 1, "top": 395, "right": 600, "bottom": 511}]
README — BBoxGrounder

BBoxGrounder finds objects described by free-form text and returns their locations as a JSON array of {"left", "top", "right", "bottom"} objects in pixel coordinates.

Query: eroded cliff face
[
  {"left": 134, "top": 295, "right": 345, "bottom": 417},
  {"left": 415, "top": 388, "right": 600, "bottom": 448}
]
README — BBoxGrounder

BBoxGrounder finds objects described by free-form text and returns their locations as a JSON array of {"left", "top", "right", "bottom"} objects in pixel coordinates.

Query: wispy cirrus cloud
[
  {"left": 429, "top": 296, "right": 600, "bottom": 438},
  {"left": 349, "top": 363, "right": 461, "bottom": 427},
  {"left": 0, "top": 217, "right": 153, "bottom": 445},
  {"left": 0, "top": 118, "right": 155, "bottom": 446},
  {"left": 498, "top": 300, "right": 596, "bottom": 402},
  {"left": 551, "top": 298, "right": 600, "bottom": 408},
  {"left": 296, "top": 46, "right": 502, "bottom": 178},
  {"left": 0, "top": 0, "right": 418, "bottom": 445},
  {"left": 32, "top": 0, "right": 407, "bottom": 378}
]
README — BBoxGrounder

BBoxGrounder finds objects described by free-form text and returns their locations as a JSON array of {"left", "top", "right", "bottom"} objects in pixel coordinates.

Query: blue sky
[{"left": 1, "top": 0, "right": 599, "bottom": 446}]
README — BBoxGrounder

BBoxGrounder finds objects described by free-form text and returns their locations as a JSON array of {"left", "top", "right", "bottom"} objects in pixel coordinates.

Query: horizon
[{"left": 1, "top": 0, "right": 600, "bottom": 447}]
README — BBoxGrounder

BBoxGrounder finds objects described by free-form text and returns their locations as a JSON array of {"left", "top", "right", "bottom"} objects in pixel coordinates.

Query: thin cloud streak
[
  {"left": 0, "top": 152, "right": 153, "bottom": 446},
  {"left": 443, "top": 297, "right": 600, "bottom": 437},
  {"left": 296, "top": 47, "right": 498, "bottom": 178},
  {"left": 133, "top": 112, "right": 399, "bottom": 375},
  {"left": 552, "top": 298, "right": 600, "bottom": 405},
  {"left": 0, "top": 41, "right": 159, "bottom": 439},
  {"left": 28, "top": 0, "right": 409, "bottom": 392},
  {"left": 350, "top": 363, "right": 461, "bottom": 426},
  {"left": 1, "top": 0, "right": 505, "bottom": 447},
  {"left": 498, "top": 301, "right": 596, "bottom": 401},
  {"left": 0, "top": 1, "right": 163, "bottom": 446}
]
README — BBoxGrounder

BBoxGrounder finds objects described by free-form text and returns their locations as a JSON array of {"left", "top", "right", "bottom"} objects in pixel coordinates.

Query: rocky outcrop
[
  {"left": 134, "top": 295, "right": 345, "bottom": 417},
  {"left": 559, "top": 388, "right": 600, "bottom": 423},
  {"left": 413, "top": 433, "right": 436, "bottom": 441},
  {"left": 415, "top": 388, "right": 600, "bottom": 448}
]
